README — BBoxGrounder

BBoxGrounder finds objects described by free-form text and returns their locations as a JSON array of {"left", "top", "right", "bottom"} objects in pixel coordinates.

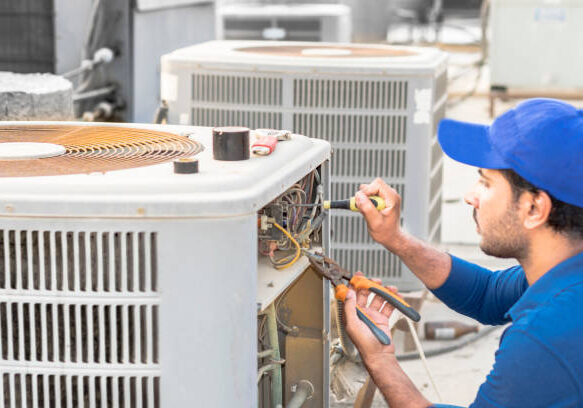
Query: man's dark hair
[{"left": 500, "top": 169, "right": 583, "bottom": 240}]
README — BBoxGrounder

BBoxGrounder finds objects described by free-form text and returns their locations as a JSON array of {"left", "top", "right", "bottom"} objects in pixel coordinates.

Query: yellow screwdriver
[{"left": 323, "top": 195, "right": 386, "bottom": 212}]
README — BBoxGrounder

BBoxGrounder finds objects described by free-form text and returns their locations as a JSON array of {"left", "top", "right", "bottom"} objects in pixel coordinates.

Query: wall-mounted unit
[
  {"left": 161, "top": 41, "right": 447, "bottom": 290},
  {"left": 490, "top": 0, "right": 583, "bottom": 91},
  {"left": 216, "top": 4, "right": 352, "bottom": 42},
  {"left": 0, "top": 122, "right": 330, "bottom": 407}
]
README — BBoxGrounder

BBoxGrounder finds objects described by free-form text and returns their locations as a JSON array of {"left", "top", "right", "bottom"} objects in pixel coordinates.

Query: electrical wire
[
  {"left": 396, "top": 325, "right": 499, "bottom": 361},
  {"left": 406, "top": 318, "right": 443, "bottom": 403},
  {"left": 271, "top": 221, "right": 301, "bottom": 269}
]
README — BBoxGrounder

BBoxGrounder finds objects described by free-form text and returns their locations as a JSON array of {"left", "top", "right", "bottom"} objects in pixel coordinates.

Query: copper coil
[{"left": 0, "top": 125, "right": 204, "bottom": 177}]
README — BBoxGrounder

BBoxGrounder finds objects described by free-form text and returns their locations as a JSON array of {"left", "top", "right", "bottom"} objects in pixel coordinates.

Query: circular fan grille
[{"left": 0, "top": 125, "right": 204, "bottom": 177}]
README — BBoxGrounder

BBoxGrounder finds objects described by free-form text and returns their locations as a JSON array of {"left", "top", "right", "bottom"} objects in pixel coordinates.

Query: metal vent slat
[
  {"left": 293, "top": 113, "right": 407, "bottom": 145},
  {"left": 331, "top": 148, "right": 406, "bottom": 179},
  {"left": 0, "top": 228, "right": 160, "bottom": 407},
  {"left": 428, "top": 196, "right": 443, "bottom": 235},
  {"left": 293, "top": 79, "right": 408, "bottom": 110},
  {"left": 192, "top": 73, "right": 282, "bottom": 106},
  {"left": 0, "top": 373, "right": 160, "bottom": 408},
  {"left": 0, "top": 231, "right": 157, "bottom": 294},
  {"left": 430, "top": 163, "right": 444, "bottom": 201},
  {"left": 192, "top": 107, "right": 282, "bottom": 130},
  {"left": 331, "top": 248, "right": 403, "bottom": 279}
]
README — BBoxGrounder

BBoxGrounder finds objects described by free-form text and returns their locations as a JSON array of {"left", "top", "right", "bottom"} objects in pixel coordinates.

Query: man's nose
[{"left": 464, "top": 190, "right": 479, "bottom": 208}]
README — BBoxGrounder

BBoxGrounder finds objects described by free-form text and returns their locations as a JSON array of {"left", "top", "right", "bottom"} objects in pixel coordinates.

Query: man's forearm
[
  {"left": 385, "top": 231, "right": 451, "bottom": 290},
  {"left": 365, "top": 354, "right": 432, "bottom": 408}
]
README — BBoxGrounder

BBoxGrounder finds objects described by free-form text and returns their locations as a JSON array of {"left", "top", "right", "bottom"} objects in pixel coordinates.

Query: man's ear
[{"left": 522, "top": 190, "right": 552, "bottom": 230}]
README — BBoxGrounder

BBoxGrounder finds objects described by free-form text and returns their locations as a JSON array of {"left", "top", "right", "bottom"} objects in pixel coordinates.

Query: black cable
[{"left": 396, "top": 324, "right": 502, "bottom": 361}]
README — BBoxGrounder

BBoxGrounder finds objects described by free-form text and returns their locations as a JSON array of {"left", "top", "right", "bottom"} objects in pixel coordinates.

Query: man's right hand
[
  {"left": 356, "top": 178, "right": 404, "bottom": 252},
  {"left": 357, "top": 178, "right": 452, "bottom": 290}
]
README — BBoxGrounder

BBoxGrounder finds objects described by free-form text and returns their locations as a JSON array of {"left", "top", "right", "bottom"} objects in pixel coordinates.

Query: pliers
[{"left": 303, "top": 250, "right": 421, "bottom": 345}]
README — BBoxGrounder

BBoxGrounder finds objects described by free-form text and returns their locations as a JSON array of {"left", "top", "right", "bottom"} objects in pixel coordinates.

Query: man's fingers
[
  {"left": 356, "top": 192, "right": 383, "bottom": 224},
  {"left": 358, "top": 179, "right": 381, "bottom": 195},
  {"left": 368, "top": 278, "right": 385, "bottom": 310},
  {"left": 369, "top": 294, "right": 385, "bottom": 311},
  {"left": 380, "top": 303, "right": 395, "bottom": 318},
  {"left": 356, "top": 287, "right": 369, "bottom": 308},
  {"left": 380, "top": 285, "right": 399, "bottom": 317},
  {"left": 343, "top": 289, "right": 359, "bottom": 328}
]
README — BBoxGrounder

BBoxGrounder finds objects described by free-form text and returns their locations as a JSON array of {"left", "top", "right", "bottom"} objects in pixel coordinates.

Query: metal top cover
[
  {"left": 0, "top": 122, "right": 330, "bottom": 218},
  {"left": 163, "top": 40, "right": 447, "bottom": 74}
]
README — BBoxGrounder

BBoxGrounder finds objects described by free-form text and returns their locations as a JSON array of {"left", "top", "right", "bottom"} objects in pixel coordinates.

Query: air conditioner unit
[
  {"left": 0, "top": 122, "right": 330, "bottom": 407},
  {"left": 490, "top": 0, "right": 583, "bottom": 91},
  {"left": 216, "top": 4, "right": 352, "bottom": 42},
  {"left": 161, "top": 41, "right": 448, "bottom": 291}
]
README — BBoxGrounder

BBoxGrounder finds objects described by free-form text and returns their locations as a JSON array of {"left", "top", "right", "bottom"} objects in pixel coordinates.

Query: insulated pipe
[
  {"left": 73, "top": 85, "right": 116, "bottom": 102},
  {"left": 266, "top": 304, "right": 283, "bottom": 408},
  {"left": 286, "top": 380, "right": 314, "bottom": 408}
]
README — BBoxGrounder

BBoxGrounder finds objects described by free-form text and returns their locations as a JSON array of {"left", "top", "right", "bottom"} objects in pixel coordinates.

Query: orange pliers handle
[
  {"left": 349, "top": 276, "right": 421, "bottom": 322},
  {"left": 335, "top": 284, "right": 391, "bottom": 346}
]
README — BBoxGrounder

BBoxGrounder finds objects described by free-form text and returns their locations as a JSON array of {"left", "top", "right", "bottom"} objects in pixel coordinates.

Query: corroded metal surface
[{"left": 0, "top": 125, "right": 204, "bottom": 177}]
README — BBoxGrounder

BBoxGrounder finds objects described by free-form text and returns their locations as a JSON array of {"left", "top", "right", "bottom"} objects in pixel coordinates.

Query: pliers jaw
[{"left": 302, "top": 249, "right": 350, "bottom": 287}]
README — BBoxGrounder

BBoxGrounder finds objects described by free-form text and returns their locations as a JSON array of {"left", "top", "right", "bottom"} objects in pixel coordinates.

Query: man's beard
[{"left": 475, "top": 206, "right": 529, "bottom": 260}]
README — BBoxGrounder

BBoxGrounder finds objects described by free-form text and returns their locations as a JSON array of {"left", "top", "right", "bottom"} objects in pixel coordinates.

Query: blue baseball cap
[{"left": 438, "top": 98, "right": 583, "bottom": 208}]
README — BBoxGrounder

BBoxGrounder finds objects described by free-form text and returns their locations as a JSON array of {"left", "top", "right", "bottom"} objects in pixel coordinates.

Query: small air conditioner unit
[
  {"left": 161, "top": 41, "right": 447, "bottom": 291},
  {"left": 0, "top": 122, "right": 330, "bottom": 407},
  {"left": 490, "top": 0, "right": 583, "bottom": 91},
  {"left": 216, "top": 4, "right": 352, "bottom": 42}
]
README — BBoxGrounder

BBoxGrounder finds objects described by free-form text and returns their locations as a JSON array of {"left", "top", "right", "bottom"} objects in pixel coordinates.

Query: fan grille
[
  {"left": 0, "top": 125, "right": 204, "bottom": 177},
  {"left": 236, "top": 45, "right": 416, "bottom": 58}
]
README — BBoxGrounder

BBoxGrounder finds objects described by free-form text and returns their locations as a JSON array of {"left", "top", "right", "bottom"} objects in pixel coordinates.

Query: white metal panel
[
  {"left": 132, "top": 3, "right": 215, "bottom": 122},
  {"left": 490, "top": 0, "right": 583, "bottom": 89}
]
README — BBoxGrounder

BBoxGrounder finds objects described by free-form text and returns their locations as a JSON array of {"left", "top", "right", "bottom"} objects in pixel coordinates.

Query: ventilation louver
[{"left": 0, "top": 125, "right": 203, "bottom": 177}]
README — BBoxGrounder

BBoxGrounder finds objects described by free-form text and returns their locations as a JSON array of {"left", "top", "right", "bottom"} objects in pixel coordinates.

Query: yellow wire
[{"left": 271, "top": 221, "right": 301, "bottom": 269}]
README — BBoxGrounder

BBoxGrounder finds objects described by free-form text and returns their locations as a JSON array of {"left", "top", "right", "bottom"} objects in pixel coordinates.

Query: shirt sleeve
[
  {"left": 469, "top": 328, "right": 579, "bottom": 408},
  {"left": 431, "top": 255, "right": 528, "bottom": 325}
]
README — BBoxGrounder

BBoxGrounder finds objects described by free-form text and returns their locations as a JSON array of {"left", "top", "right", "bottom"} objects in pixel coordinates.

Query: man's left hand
[{"left": 343, "top": 273, "right": 400, "bottom": 364}]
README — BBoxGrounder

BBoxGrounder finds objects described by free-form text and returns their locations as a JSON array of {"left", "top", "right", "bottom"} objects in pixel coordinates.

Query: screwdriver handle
[
  {"left": 349, "top": 276, "right": 421, "bottom": 322},
  {"left": 323, "top": 196, "right": 386, "bottom": 212},
  {"left": 335, "top": 284, "right": 391, "bottom": 345}
]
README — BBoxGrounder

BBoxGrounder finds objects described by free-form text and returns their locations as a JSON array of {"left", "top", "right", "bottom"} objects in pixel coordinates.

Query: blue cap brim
[{"left": 438, "top": 119, "right": 508, "bottom": 169}]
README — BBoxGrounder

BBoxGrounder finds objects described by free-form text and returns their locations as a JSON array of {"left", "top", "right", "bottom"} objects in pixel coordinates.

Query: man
[{"left": 344, "top": 98, "right": 583, "bottom": 407}]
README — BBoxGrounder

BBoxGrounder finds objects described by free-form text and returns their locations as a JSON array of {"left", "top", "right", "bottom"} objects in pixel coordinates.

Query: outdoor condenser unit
[
  {"left": 161, "top": 41, "right": 447, "bottom": 290},
  {"left": 0, "top": 123, "right": 331, "bottom": 407},
  {"left": 216, "top": 4, "right": 352, "bottom": 42},
  {"left": 490, "top": 0, "right": 583, "bottom": 91}
]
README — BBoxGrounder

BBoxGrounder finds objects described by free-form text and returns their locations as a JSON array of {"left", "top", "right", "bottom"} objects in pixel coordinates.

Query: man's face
[{"left": 464, "top": 169, "right": 529, "bottom": 259}]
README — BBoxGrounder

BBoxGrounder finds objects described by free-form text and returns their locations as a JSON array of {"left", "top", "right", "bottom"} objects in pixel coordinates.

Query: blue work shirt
[{"left": 430, "top": 251, "right": 583, "bottom": 408}]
